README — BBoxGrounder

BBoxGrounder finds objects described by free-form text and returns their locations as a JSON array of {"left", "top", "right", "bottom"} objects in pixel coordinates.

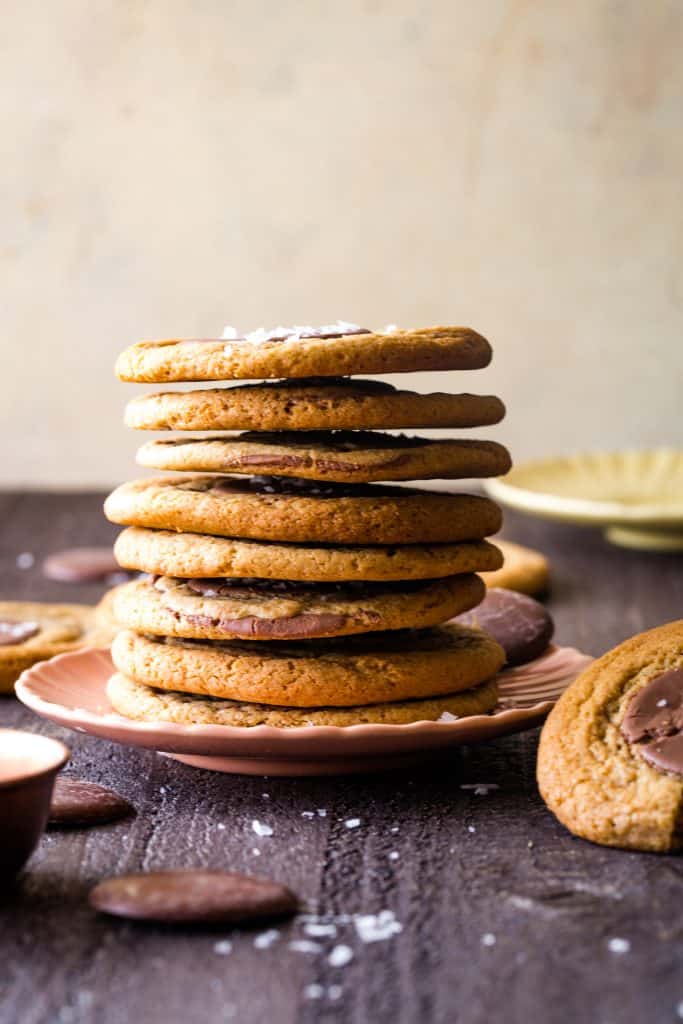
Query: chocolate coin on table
[
  {"left": 48, "top": 778, "right": 134, "bottom": 827},
  {"left": 89, "top": 870, "right": 298, "bottom": 924},
  {"left": 454, "top": 587, "right": 554, "bottom": 666},
  {"left": 43, "top": 547, "right": 131, "bottom": 584}
]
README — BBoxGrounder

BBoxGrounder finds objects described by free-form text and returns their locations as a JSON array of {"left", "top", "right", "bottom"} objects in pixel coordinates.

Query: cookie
[
  {"left": 454, "top": 588, "right": 554, "bottom": 666},
  {"left": 480, "top": 539, "right": 550, "bottom": 596},
  {"left": 90, "top": 869, "right": 298, "bottom": 924},
  {"left": 112, "top": 573, "right": 484, "bottom": 641},
  {"left": 114, "top": 527, "right": 504, "bottom": 582},
  {"left": 0, "top": 601, "right": 109, "bottom": 695},
  {"left": 111, "top": 625, "right": 505, "bottom": 707},
  {"left": 537, "top": 620, "right": 683, "bottom": 852},
  {"left": 124, "top": 379, "right": 505, "bottom": 432},
  {"left": 136, "top": 432, "right": 512, "bottom": 484},
  {"left": 115, "top": 325, "right": 492, "bottom": 383},
  {"left": 107, "top": 672, "right": 499, "bottom": 727},
  {"left": 104, "top": 475, "right": 502, "bottom": 545}
]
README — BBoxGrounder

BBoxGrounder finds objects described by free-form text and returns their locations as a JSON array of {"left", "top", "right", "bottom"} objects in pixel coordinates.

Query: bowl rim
[{"left": 0, "top": 728, "right": 70, "bottom": 790}]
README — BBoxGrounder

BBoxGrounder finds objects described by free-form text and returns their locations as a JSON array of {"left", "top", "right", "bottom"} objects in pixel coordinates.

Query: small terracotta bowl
[{"left": 0, "top": 729, "right": 70, "bottom": 877}]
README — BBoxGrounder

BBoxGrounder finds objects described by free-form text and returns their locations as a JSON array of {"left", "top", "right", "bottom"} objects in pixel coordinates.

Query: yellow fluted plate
[{"left": 485, "top": 449, "right": 683, "bottom": 550}]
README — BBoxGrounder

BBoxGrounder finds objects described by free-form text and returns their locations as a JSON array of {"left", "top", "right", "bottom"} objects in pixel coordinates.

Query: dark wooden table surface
[{"left": 1, "top": 491, "right": 682, "bottom": 1024}]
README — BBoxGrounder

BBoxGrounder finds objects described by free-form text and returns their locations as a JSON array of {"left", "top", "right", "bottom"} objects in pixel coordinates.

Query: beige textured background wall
[{"left": 1, "top": 0, "right": 682, "bottom": 488}]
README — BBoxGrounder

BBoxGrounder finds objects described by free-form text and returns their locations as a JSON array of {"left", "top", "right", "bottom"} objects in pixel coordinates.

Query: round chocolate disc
[
  {"left": 43, "top": 547, "right": 124, "bottom": 583},
  {"left": 48, "top": 778, "right": 134, "bottom": 827},
  {"left": 454, "top": 588, "right": 554, "bottom": 666},
  {"left": 89, "top": 870, "right": 298, "bottom": 924}
]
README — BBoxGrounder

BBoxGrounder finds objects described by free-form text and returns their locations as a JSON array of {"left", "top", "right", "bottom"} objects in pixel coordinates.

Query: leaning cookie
[
  {"left": 480, "top": 539, "right": 550, "bottom": 596},
  {"left": 104, "top": 475, "right": 502, "bottom": 545},
  {"left": 0, "top": 602, "right": 101, "bottom": 694},
  {"left": 113, "top": 574, "right": 484, "bottom": 641},
  {"left": 125, "top": 380, "right": 505, "bottom": 433},
  {"left": 107, "top": 673, "right": 499, "bottom": 727},
  {"left": 116, "top": 325, "right": 491, "bottom": 383},
  {"left": 136, "top": 433, "right": 511, "bottom": 484},
  {"left": 114, "top": 527, "right": 503, "bottom": 583},
  {"left": 111, "top": 626, "right": 505, "bottom": 708},
  {"left": 538, "top": 619, "right": 683, "bottom": 852}
]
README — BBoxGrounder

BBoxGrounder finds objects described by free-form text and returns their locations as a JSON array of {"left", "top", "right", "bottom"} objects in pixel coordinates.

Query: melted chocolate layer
[{"left": 621, "top": 668, "right": 683, "bottom": 777}]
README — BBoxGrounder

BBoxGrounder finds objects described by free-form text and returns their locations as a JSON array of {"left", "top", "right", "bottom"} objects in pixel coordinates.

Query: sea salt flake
[
  {"left": 438, "top": 711, "right": 459, "bottom": 723},
  {"left": 607, "top": 937, "right": 630, "bottom": 954},
  {"left": 301, "top": 811, "right": 315, "bottom": 819},
  {"left": 481, "top": 933, "right": 496, "bottom": 947},
  {"left": 213, "top": 940, "right": 233, "bottom": 956},
  {"left": 383, "top": 324, "right": 398, "bottom": 333},
  {"left": 388, "top": 851, "right": 399, "bottom": 861},
  {"left": 289, "top": 940, "right": 322, "bottom": 954},
  {"left": 461, "top": 783, "right": 499, "bottom": 796},
  {"left": 390, "top": 826, "right": 400, "bottom": 834},
  {"left": 656, "top": 699, "right": 668, "bottom": 707},
  {"left": 304, "top": 922, "right": 338, "bottom": 938},
  {"left": 216, "top": 823, "right": 226, "bottom": 830},
  {"left": 328, "top": 944, "right": 354, "bottom": 967},
  {"left": 254, "top": 928, "right": 280, "bottom": 949},
  {"left": 328, "top": 985, "right": 343, "bottom": 1001},
  {"left": 316, "top": 808, "right": 327, "bottom": 817},
  {"left": 467, "top": 826, "right": 476, "bottom": 833},
  {"left": 676, "top": 1000, "right": 683, "bottom": 1020},
  {"left": 304, "top": 984, "right": 324, "bottom": 1000},
  {"left": 344, "top": 818, "right": 361, "bottom": 829},
  {"left": 16, "top": 552, "right": 35, "bottom": 570},
  {"left": 354, "top": 910, "right": 403, "bottom": 943},
  {"left": 221, "top": 325, "right": 239, "bottom": 339},
  {"left": 252, "top": 820, "right": 273, "bottom": 837}
]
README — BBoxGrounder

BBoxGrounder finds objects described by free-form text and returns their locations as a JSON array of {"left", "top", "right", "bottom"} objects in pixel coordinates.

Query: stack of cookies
[{"left": 104, "top": 323, "right": 511, "bottom": 728}]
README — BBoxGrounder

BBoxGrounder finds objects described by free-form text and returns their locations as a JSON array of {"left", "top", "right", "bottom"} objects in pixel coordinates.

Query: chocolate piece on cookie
[
  {"left": 113, "top": 573, "right": 485, "bottom": 641},
  {"left": 136, "top": 432, "right": 512, "bottom": 483},
  {"left": 104, "top": 475, "right": 502, "bottom": 545},
  {"left": 90, "top": 869, "right": 298, "bottom": 924},
  {"left": 538, "top": 619, "right": 683, "bottom": 852},
  {"left": 125, "top": 379, "right": 505, "bottom": 433},
  {"left": 108, "top": 673, "right": 499, "bottom": 727},
  {"left": 480, "top": 539, "right": 550, "bottom": 596},
  {"left": 116, "top": 325, "right": 492, "bottom": 382},
  {"left": 114, "top": 527, "right": 503, "bottom": 582},
  {"left": 454, "top": 588, "right": 554, "bottom": 666},
  {"left": 111, "top": 624, "right": 505, "bottom": 708}
]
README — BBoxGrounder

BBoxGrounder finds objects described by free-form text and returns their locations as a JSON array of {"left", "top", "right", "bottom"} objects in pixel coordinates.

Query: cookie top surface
[
  {"left": 0, "top": 601, "right": 93, "bottom": 654},
  {"left": 125, "top": 380, "right": 506, "bottom": 432},
  {"left": 108, "top": 672, "right": 499, "bottom": 728},
  {"left": 116, "top": 325, "right": 491, "bottom": 382},
  {"left": 537, "top": 619, "right": 683, "bottom": 852},
  {"left": 136, "top": 432, "right": 512, "bottom": 484},
  {"left": 454, "top": 588, "right": 554, "bottom": 666},
  {"left": 112, "top": 572, "right": 484, "bottom": 640},
  {"left": 104, "top": 475, "right": 503, "bottom": 545},
  {"left": 114, "top": 527, "right": 504, "bottom": 582}
]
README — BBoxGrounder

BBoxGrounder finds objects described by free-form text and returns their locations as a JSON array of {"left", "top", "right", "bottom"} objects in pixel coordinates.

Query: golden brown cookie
[
  {"left": 112, "top": 573, "right": 484, "bottom": 641},
  {"left": 104, "top": 475, "right": 502, "bottom": 545},
  {"left": 136, "top": 432, "right": 512, "bottom": 484},
  {"left": 538, "top": 619, "right": 683, "bottom": 852},
  {"left": 480, "top": 539, "right": 550, "bottom": 595},
  {"left": 124, "top": 380, "right": 505, "bottom": 432},
  {"left": 115, "top": 325, "right": 491, "bottom": 383},
  {"left": 0, "top": 601, "right": 112, "bottom": 695},
  {"left": 107, "top": 672, "right": 499, "bottom": 727},
  {"left": 114, "top": 527, "right": 503, "bottom": 582},
  {"left": 111, "top": 625, "right": 505, "bottom": 708}
]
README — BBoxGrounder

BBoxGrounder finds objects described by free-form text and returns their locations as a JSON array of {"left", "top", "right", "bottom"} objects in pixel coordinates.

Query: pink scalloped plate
[{"left": 15, "top": 645, "right": 592, "bottom": 775}]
